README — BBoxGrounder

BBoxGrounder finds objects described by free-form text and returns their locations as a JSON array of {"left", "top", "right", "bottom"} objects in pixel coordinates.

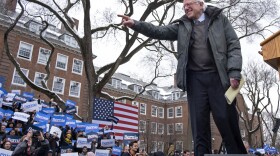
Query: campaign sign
[
  {"left": 0, "top": 88, "right": 7, "bottom": 96},
  {"left": 34, "top": 112, "right": 50, "bottom": 123},
  {"left": 76, "top": 123, "right": 87, "bottom": 132},
  {"left": 27, "top": 125, "right": 44, "bottom": 134},
  {"left": 0, "top": 98, "right": 2, "bottom": 107},
  {"left": 101, "top": 139, "right": 115, "bottom": 147},
  {"left": 4, "top": 109, "right": 14, "bottom": 119},
  {"left": 22, "top": 101, "right": 39, "bottom": 112},
  {"left": 22, "top": 92, "right": 34, "bottom": 101},
  {"left": 12, "top": 112, "right": 30, "bottom": 122},
  {"left": 76, "top": 137, "right": 91, "bottom": 148},
  {"left": 52, "top": 113, "right": 65, "bottom": 117},
  {"left": 2, "top": 101, "right": 13, "bottom": 107},
  {"left": 51, "top": 116, "right": 66, "bottom": 127},
  {"left": 13, "top": 95, "right": 27, "bottom": 103},
  {"left": 41, "top": 107, "right": 55, "bottom": 114},
  {"left": 5, "top": 128, "right": 12, "bottom": 133},
  {"left": 65, "top": 106, "right": 76, "bottom": 114},
  {"left": 112, "top": 147, "right": 122, "bottom": 156},
  {"left": 0, "top": 108, "right": 5, "bottom": 119},
  {"left": 85, "top": 123, "right": 99, "bottom": 134},
  {"left": 87, "top": 132, "right": 98, "bottom": 142},
  {"left": 66, "top": 120, "right": 76, "bottom": 128},
  {"left": 41, "top": 102, "right": 50, "bottom": 108},
  {"left": 95, "top": 149, "right": 110, "bottom": 156},
  {"left": 50, "top": 126, "right": 62, "bottom": 138},
  {"left": 65, "top": 114, "right": 74, "bottom": 120},
  {"left": 11, "top": 90, "right": 21, "bottom": 95},
  {"left": 6, "top": 135, "right": 21, "bottom": 148},
  {"left": 66, "top": 100, "right": 76, "bottom": 107},
  {"left": 0, "top": 148, "right": 13, "bottom": 156},
  {"left": 60, "top": 146, "right": 73, "bottom": 154},
  {"left": 4, "top": 93, "right": 16, "bottom": 102},
  {"left": 33, "top": 122, "right": 47, "bottom": 133},
  {"left": 123, "top": 133, "right": 139, "bottom": 141}
]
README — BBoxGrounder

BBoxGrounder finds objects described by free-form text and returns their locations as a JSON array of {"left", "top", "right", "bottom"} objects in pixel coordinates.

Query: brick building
[{"left": 0, "top": 0, "right": 262, "bottom": 153}]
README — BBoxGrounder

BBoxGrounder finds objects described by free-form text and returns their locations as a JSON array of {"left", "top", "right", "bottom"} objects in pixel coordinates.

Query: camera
[{"left": 32, "top": 130, "right": 41, "bottom": 137}]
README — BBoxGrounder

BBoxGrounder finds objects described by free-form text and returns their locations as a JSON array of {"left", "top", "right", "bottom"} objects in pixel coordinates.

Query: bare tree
[
  {"left": 240, "top": 61, "right": 279, "bottom": 147},
  {"left": 3, "top": 0, "right": 280, "bottom": 123}
]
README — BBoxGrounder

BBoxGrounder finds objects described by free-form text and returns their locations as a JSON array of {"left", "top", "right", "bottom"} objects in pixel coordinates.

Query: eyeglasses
[{"left": 183, "top": 1, "right": 199, "bottom": 9}]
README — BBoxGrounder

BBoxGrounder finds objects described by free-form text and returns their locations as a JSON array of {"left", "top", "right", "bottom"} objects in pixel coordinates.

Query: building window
[
  {"left": 171, "top": 91, "right": 180, "bottom": 100},
  {"left": 140, "top": 103, "right": 146, "bottom": 115},
  {"left": 34, "top": 72, "right": 46, "bottom": 87},
  {"left": 37, "top": 47, "right": 50, "bottom": 65},
  {"left": 17, "top": 41, "right": 33, "bottom": 60},
  {"left": 132, "top": 101, "right": 139, "bottom": 107},
  {"left": 152, "top": 91, "right": 160, "bottom": 100},
  {"left": 175, "top": 123, "right": 183, "bottom": 134},
  {"left": 176, "top": 141, "right": 183, "bottom": 151},
  {"left": 151, "top": 122, "right": 157, "bottom": 134},
  {"left": 56, "top": 53, "right": 68, "bottom": 70},
  {"left": 151, "top": 105, "right": 157, "bottom": 117},
  {"left": 139, "top": 120, "right": 146, "bottom": 132},
  {"left": 151, "top": 141, "right": 157, "bottom": 153},
  {"left": 167, "top": 107, "right": 174, "bottom": 118},
  {"left": 52, "top": 76, "right": 65, "bottom": 94},
  {"left": 158, "top": 123, "right": 164, "bottom": 134},
  {"left": 158, "top": 142, "right": 164, "bottom": 152},
  {"left": 133, "top": 85, "right": 142, "bottom": 93},
  {"left": 112, "top": 78, "right": 121, "bottom": 89},
  {"left": 139, "top": 140, "right": 146, "bottom": 152},
  {"left": 175, "top": 106, "right": 183, "bottom": 117},
  {"left": 69, "top": 81, "right": 81, "bottom": 97},
  {"left": 158, "top": 107, "right": 164, "bottom": 118},
  {"left": 167, "top": 124, "right": 174, "bottom": 135},
  {"left": 72, "top": 58, "right": 83, "bottom": 75},
  {"left": 12, "top": 68, "right": 29, "bottom": 87}
]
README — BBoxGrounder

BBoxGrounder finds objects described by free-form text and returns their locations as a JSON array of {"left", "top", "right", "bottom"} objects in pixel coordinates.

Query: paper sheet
[{"left": 225, "top": 76, "right": 245, "bottom": 104}]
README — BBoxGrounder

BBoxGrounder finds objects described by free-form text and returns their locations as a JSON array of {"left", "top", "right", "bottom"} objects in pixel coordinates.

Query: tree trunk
[{"left": 271, "top": 132, "right": 277, "bottom": 147}]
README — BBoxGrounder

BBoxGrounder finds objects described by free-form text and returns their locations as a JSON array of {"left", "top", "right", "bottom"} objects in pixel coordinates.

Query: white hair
[{"left": 195, "top": 0, "right": 207, "bottom": 11}]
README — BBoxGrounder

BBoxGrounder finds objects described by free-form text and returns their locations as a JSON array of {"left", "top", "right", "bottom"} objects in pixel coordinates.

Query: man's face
[
  {"left": 184, "top": 152, "right": 190, "bottom": 156},
  {"left": 131, "top": 143, "right": 138, "bottom": 152},
  {"left": 183, "top": 0, "right": 204, "bottom": 19}
]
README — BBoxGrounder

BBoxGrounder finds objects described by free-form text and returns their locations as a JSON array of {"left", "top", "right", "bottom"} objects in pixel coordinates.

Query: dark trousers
[{"left": 186, "top": 71, "right": 247, "bottom": 156}]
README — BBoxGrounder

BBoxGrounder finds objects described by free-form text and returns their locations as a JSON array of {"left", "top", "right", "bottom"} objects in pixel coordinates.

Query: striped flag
[{"left": 92, "top": 98, "right": 139, "bottom": 140}]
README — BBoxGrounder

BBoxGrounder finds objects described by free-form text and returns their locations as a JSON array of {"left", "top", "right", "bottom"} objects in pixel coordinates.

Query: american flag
[{"left": 92, "top": 98, "right": 139, "bottom": 140}]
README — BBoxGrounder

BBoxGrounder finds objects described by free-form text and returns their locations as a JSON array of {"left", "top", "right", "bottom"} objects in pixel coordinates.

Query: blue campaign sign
[
  {"left": 0, "top": 88, "right": 7, "bottom": 97},
  {"left": 65, "top": 106, "right": 76, "bottom": 114},
  {"left": 123, "top": 133, "right": 139, "bottom": 141},
  {"left": 66, "top": 99, "right": 76, "bottom": 107},
  {"left": 13, "top": 94, "right": 28, "bottom": 103},
  {"left": 33, "top": 122, "right": 47, "bottom": 133},
  {"left": 41, "top": 107, "right": 55, "bottom": 114},
  {"left": 52, "top": 113, "right": 65, "bottom": 117},
  {"left": 87, "top": 132, "right": 98, "bottom": 142},
  {"left": 6, "top": 135, "right": 21, "bottom": 147},
  {"left": 85, "top": 123, "right": 99, "bottom": 134},
  {"left": 41, "top": 102, "right": 50, "bottom": 108},
  {"left": 112, "top": 147, "right": 122, "bottom": 156},
  {"left": 22, "top": 92, "right": 34, "bottom": 101},
  {"left": 66, "top": 119, "right": 76, "bottom": 128},
  {"left": 51, "top": 116, "right": 66, "bottom": 127},
  {"left": 76, "top": 122, "right": 87, "bottom": 132},
  {"left": 5, "top": 128, "right": 12, "bottom": 133},
  {"left": 65, "top": 114, "right": 73, "bottom": 120},
  {"left": 0, "top": 108, "right": 5, "bottom": 119},
  {"left": 34, "top": 112, "right": 50, "bottom": 123},
  {"left": 4, "top": 109, "right": 14, "bottom": 119}
]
